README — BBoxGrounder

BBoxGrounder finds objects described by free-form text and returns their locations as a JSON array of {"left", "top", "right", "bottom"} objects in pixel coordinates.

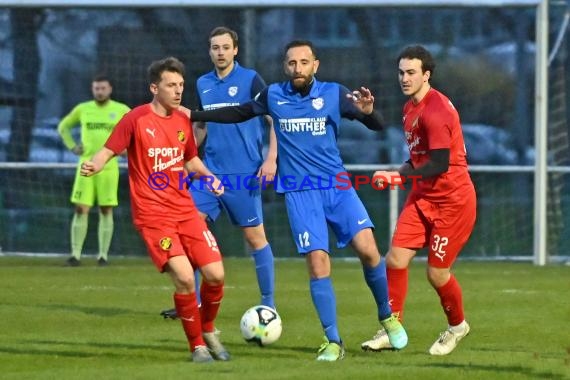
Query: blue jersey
[
  {"left": 250, "top": 79, "right": 364, "bottom": 193},
  {"left": 196, "top": 62, "right": 267, "bottom": 174}
]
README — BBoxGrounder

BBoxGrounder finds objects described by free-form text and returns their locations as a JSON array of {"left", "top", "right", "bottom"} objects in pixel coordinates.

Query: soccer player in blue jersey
[
  {"left": 160, "top": 26, "right": 277, "bottom": 320},
  {"left": 191, "top": 40, "right": 407, "bottom": 361}
]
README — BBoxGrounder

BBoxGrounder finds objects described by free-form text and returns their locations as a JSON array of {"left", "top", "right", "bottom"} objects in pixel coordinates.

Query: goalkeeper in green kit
[{"left": 58, "top": 75, "right": 130, "bottom": 266}]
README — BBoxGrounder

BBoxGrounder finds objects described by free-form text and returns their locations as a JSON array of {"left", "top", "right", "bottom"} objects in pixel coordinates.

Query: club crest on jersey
[
  {"left": 312, "top": 97, "right": 324, "bottom": 110},
  {"left": 228, "top": 86, "right": 238, "bottom": 97},
  {"left": 109, "top": 112, "right": 117, "bottom": 120},
  {"left": 159, "top": 237, "right": 173, "bottom": 251},
  {"left": 177, "top": 131, "right": 185, "bottom": 142}
]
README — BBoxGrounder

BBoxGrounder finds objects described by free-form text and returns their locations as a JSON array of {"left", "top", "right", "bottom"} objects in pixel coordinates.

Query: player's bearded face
[
  {"left": 209, "top": 34, "right": 237, "bottom": 72},
  {"left": 284, "top": 45, "right": 320, "bottom": 91},
  {"left": 398, "top": 58, "right": 429, "bottom": 98},
  {"left": 92, "top": 81, "right": 112, "bottom": 103},
  {"left": 154, "top": 71, "right": 184, "bottom": 110}
]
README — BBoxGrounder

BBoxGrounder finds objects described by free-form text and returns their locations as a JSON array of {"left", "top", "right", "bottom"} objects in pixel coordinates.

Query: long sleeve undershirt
[{"left": 398, "top": 148, "right": 450, "bottom": 178}]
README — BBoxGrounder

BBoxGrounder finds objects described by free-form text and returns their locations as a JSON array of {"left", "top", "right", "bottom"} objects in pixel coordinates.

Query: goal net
[{"left": 0, "top": 2, "right": 567, "bottom": 262}]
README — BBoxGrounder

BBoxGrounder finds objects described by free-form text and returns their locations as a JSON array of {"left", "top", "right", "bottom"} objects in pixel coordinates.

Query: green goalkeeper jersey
[{"left": 58, "top": 100, "right": 130, "bottom": 160}]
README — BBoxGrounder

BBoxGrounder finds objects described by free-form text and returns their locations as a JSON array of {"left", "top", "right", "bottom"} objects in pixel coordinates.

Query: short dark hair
[
  {"left": 147, "top": 56, "right": 185, "bottom": 84},
  {"left": 397, "top": 45, "right": 435, "bottom": 76},
  {"left": 209, "top": 26, "right": 239, "bottom": 48},
  {"left": 92, "top": 74, "right": 112, "bottom": 86},
  {"left": 283, "top": 40, "right": 318, "bottom": 60}
]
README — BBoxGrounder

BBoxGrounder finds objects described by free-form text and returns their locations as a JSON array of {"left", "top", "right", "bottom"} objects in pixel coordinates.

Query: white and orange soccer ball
[{"left": 240, "top": 305, "right": 282, "bottom": 346}]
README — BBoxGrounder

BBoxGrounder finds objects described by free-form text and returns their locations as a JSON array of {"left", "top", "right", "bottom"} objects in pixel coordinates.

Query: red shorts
[
  {"left": 392, "top": 186, "right": 476, "bottom": 268},
  {"left": 137, "top": 215, "right": 222, "bottom": 272}
]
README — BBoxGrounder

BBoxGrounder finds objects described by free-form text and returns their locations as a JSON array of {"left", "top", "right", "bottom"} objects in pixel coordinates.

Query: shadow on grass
[
  {"left": 470, "top": 346, "right": 570, "bottom": 359},
  {"left": 19, "top": 338, "right": 185, "bottom": 353},
  {"left": 0, "top": 343, "right": 183, "bottom": 361},
  {"left": 420, "top": 362, "right": 568, "bottom": 380},
  {"left": 2, "top": 338, "right": 315, "bottom": 361},
  {"left": 227, "top": 341, "right": 316, "bottom": 357},
  {"left": 40, "top": 303, "right": 132, "bottom": 317}
]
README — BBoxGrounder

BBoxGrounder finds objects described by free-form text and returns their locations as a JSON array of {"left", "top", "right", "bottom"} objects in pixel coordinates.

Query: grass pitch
[{"left": 0, "top": 256, "right": 568, "bottom": 380}]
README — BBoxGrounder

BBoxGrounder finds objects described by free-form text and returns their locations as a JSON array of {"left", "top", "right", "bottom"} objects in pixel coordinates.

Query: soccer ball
[{"left": 240, "top": 305, "right": 282, "bottom": 346}]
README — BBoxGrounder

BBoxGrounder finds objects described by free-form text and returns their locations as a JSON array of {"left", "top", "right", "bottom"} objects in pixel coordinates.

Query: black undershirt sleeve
[
  {"left": 191, "top": 103, "right": 257, "bottom": 123},
  {"left": 398, "top": 148, "right": 450, "bottom": 178},
  {"left": 356, "top": 109, "right": 385, "bottom": 131}
]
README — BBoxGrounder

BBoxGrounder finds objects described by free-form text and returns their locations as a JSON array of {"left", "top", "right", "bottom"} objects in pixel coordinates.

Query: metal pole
[
  {"left": 241, "top": 9, "right": 256, "bottom": 68},
  {"left": 533, "top": 0, "right": 549, "bottom": 265}
]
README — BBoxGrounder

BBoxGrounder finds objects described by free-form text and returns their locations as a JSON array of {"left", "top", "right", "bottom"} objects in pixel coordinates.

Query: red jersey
[
  {"left": 105, "top": 104, "right": 198, "bottom": 227},
  {"left": 402, "top": 88, "right": 472, "bottom": 200}
]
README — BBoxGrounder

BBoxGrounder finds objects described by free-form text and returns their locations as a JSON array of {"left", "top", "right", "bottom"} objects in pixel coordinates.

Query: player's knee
[
  {"left": 200, "top": 264, "right": 225, "bottom": 285},
  {"left": 202, "top": 274, "right": 224, "bottom": 286},
  {"left": 243, "top": 227, "right": 267, "bottom": 249},
  {"left": 358, "top": 250, "right": 380, "bottom": 267},
  {"left": 385, "top": 247, "right": 414, "bottom": 269},
  {"left": 174, "top": 274, "right": 196, "bottom": 293},
  {"left": 246, "top": 238, "right": 269, "bottom": 251},
  {"left": 99, "top": 206, "right": 114, "bottom": 215},
  {"left": 385, "top": 252, "right": 399, "bottom": 268},
  {"left": 74, "top": 205, "right": 90, "bottom": 214},
  {"left": 426, "top": 266, "right": 450, "bottom": 287},
  {"left": 358, "top": 251, "right": 380, "bottom": 267},
  {"left": 353, "top": 231, "right": 380, "bottom": 264},
  {"left": 306, "top": 251, "right": 331, "bottom": 278}
]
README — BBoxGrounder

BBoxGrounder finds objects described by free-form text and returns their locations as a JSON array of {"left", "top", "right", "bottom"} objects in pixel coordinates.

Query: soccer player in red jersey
[
  {"left": 363, "top": 45, "right": 476, "bottom": 355},
  {"left": 80, "top": 57, "right": 229, "bottom": 363}
]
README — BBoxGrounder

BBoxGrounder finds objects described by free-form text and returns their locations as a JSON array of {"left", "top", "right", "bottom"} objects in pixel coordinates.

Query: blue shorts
[
  {"left": 285, "top": 187, "right": 374, "bottom": 254},
  {"left": 190, "top": 173, "right": 263, "bottom": 227}
]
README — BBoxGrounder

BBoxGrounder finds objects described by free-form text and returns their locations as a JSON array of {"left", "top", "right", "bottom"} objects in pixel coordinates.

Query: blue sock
[
  {"left": 194, "top": 269, "right": 201, "bottom": 305},
  {"left": 252, "top": 244, "right": 275, "bottom": 309},
  {"left": 363, "top": 260, "right": 392, "bottom": 321},
  {"left": 310, "top": 277, "right": 340, "bottom": 343}
]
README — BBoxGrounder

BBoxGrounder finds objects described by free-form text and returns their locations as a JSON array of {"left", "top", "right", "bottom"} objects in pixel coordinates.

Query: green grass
[{"left": 0, "top": 256, "right": 568, "bottom": 380}]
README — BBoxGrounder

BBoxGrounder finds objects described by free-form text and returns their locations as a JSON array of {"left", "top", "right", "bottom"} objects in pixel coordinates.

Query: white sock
[{"left": 449, "top": 320, "right": 467, "bottom": 333}]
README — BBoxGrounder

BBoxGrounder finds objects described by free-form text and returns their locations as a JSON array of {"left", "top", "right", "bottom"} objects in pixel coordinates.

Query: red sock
[
  {"left": 386, "top": 267, "right": 408, "bottom": 321},
  {"left": 174, "top": 292, "right": 204, "bottom": 351},
  {"left": 200, "top": 282, "right": 224, "bottom": 333},
  {"left": 435, "top": 274, "right": 465, "bottom": 326}
]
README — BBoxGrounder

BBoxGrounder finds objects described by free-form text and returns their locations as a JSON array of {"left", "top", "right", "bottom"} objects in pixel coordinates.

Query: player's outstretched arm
[
  {"left": 191, "top": 102, "right": 259, "bottom": 124},
  {"left": 398, "top": 149, "right": 450, "bottom": 178},
  {"left": 184, "top": 156, "right": 224, "bottom": 196},
  {"left": 257, "top": 117, "right": 277, "bottom": 182},
  {"left": 348, "top": 86, "right": 374, "bottom": 115},
  {"left": 178, "top": 105, "right": 208, "bottom": 147},
  {"left": 80, "top": 147, "right": 116, "bottom": 177},
  {"left": 344, "top": 86, "right": 385, "bottom": 131}
]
